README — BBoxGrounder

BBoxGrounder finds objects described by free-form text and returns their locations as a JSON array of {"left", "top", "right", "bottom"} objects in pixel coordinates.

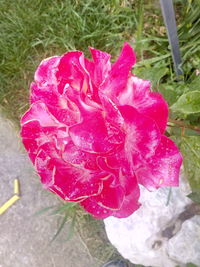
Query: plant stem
[{"left": 168, "top": 119, "right": 200, "bottom": 134}]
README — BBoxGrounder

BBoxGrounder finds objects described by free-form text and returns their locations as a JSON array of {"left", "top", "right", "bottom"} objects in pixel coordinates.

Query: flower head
[{"left": 21, "top": 43, "right": 182, "bottom": 219}]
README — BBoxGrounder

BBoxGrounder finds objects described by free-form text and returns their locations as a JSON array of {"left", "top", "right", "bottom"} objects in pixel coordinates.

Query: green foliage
[
  {"left": 189, "top": 75, "right": 200, "bottom": 92},
  {"left": 159, "top": 84, "right": 183, "bottom": 106},
  {"left": 171, "top": 133, "right": 200, "bottom": 194},
  {"left": 180, "top": 136, "right": 200, "bottom": 193},
  {"left": 33, "top": 205, "right": 58, "bottom": 216},
  {"left": 187, "top": 192, "right": 200, "bottom": 204},
  {"left": 134, "top": 65, "right": 169, "bottom": 89},
  {"left": 186, "top": 264, "right": 199, "bottom": 267},
  {"left": 0, "top": 0, "right": 137, "bottom": 121},
  {"left": 0, "top": 0, "right": 200, "bottom": 122},
  {"left": 171, "top": 91, "right": 200, "bottom": 114},
  {"left": 34, "top": 202, "right": 78, "bottom": 242},
  {"left": 135, "top": 0, "right": 200, "bottom": 83},
  {"left": 176, "top": 263, "right": 198, "bottom": 267}
]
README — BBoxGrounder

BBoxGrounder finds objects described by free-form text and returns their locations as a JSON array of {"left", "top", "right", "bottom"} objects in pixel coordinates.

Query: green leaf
[
  {"left": 171, "top": 91, "right": 200, "bottom": 114},
  {"left": 187, "top": 192, "right": 200, "bottom": 204},
  {"left": 134, "top": 66, "right": 168, "bottom": 89},
  {"left": 186, "top": 263, "right": 198, "bottom": 267},
  {"left": 189, "top": 75, "right": 200, "bottom": 92},
  {"left": 135, "top": 54, "right": 170, "bottom": 66},
  {"left": 181, "top": 136, "right": 200, "bottom": 192},
  {"left": 159, "top": 84, "right": 180, "bottom": 106}
]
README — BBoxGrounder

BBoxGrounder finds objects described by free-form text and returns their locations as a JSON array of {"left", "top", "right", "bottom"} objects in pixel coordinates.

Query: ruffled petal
[
  {"left": 30, "top": 82, "right": 57, "bottom": 105},
  {"left": 21, "top": 102, "right": 68, "bottom": 162},
  {"left": 62, "top": 141, "right": 99, "bottom": 171},
  {"left": 30, "top": 83, "right": 80, "bottom": 126},
  {"left": 113, "top": 179, "right": 141, "bottom": 218},
  {"left": 35, "top": 146, "right": 67, "bottom": 200},
  {"left": 53, "top": 166, "right": 103, "bottom": 201},
  {"left": 56, "top": 51, "right": 92, "bottom": 95},
  {"left": 111, "top": 42, "right": 136, "bottom": 78},
  {"left": 34, "top": 56, "right": 61, "bottom": 88},
  {"left": 80, "top": 175, "right": 140, "bottom": 219},
  {"left": 21, "top": 120, "right": 58, "bottom": 163},
  {"left": 56, "top": 51, "right": 83, "bottom": 93},
  {"left": 21, "top": 102, "right": 62, "bottom": 127},
  {"left": 35, "top": 145, "right": 58, "bottom": 186},
  {"left": 119, "top": 105, "right": 161, "bottom": 168},
  {"left": 100, "top": 43, "right": 136, "bottom": 98},
  {"left": 106, "top": 148, "right": 128, "bottom": 169},
  {"left": 49, "top": 106, "right": 80, "bottom": 126},
  {"left": 35, "top": 143, "right": 104, "bottom": 201},
  {"left": 97, "top": 157, "right": 139, "bottom": 213},
  {"left": 136, "top": 136, "right": 183, "bottom": 189},
  {"left": 92, "top": 177, "right": 125, "bottom": 210},
  {"left": 118, "top": 76, "right": 168, "bottom": 133},
  {"left": 80, "top": 198, "right": 113, "bottom": 219},
  {"left": 99, "top": 94, "right": 124, "bottom": 127},
  {"left": 98, "top": 151, "right": 135, "bottom": 191},
  {"left": 85, "top": 47, "right": 111, "bottom": 87},
  {"left": 69, "top": 111, "right": 124, "bottom": 154},
  {"left": 97, "top": 157, "right": 119, "bottom": 175}
]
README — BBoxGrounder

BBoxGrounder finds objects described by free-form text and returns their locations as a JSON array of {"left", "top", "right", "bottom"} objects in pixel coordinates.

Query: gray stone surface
[
  {"left": 104, "top": 175, "right": 200, "bottom": 267},
  {"left": 0, "top": 113, "right": 100, "bottom": 267}
]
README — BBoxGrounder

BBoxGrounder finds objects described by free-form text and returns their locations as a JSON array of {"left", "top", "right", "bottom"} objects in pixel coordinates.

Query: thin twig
[{"left": 168, "top": 119, "right": 200, "bottom": 134}]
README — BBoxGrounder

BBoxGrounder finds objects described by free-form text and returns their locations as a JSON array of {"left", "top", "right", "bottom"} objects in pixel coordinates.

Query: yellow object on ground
[
  {"left": 0, "top": 178, "right": 20, "bottom": 215},
  {"left": 14, "top": 178, "right": 20, "bottom": 195}
]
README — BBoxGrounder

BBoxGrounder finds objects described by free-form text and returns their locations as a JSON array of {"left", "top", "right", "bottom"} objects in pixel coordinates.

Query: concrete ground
[{"left": 0, "top": 113, "right": 101, "bottom": 267}]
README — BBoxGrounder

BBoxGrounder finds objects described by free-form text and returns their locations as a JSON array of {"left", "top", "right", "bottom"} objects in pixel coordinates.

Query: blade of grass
[
  {"left": 66, "top": 213, "right": 77, "bottom": 241},
  {"left": 33, "top": 205, "right": 58, "bottom": 216},
  {"left": 50, "top": 213, "right": 69, "bottom": 243}
]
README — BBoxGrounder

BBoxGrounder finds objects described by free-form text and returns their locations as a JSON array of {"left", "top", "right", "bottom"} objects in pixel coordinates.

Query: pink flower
[{"left": 20, "top": 43, "right": 182, "bottom": 219}]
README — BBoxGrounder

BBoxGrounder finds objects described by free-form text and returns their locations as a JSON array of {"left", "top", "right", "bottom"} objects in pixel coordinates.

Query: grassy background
[
  {"left": 1, "top": 0, "right": 199, "bottom": 123},
  {"left": 0, "top": 0, "right": 137, "bottom": 121}
]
